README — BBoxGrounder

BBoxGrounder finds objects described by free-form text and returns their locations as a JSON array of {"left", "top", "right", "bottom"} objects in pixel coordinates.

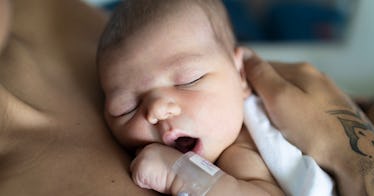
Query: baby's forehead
[
  {"left": 102, "top": 51, "right": 206, "bottom": 86},
  {"left": 111, "top": 50, "right": 231, "bottom": 87}
]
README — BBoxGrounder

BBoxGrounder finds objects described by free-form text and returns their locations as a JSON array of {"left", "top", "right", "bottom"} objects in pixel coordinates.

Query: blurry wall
[{"left": 248, "top": 0, "right": 374, "bottom": 97}]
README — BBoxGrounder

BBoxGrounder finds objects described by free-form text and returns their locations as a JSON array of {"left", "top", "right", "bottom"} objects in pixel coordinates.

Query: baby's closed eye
[
  {"left": 175, "top": 75, "right": 205, "bottom": 88},
  {"left": 107, "top": 96, "right": 139, "bottom": 117}
]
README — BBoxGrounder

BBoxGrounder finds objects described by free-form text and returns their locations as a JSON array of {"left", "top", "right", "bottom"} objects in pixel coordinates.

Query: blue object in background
[
  {"left": 101, "top": 0, "right": 121, "bottom": 11},
  {"left": 265, "top": 2, "right": 346, "bottom": 41},
  {"left": 99, "top": 0, "right": 348, "bottom": 43},
  {"left": 223, "top": 0, "right": 264, "bottom": 41}
]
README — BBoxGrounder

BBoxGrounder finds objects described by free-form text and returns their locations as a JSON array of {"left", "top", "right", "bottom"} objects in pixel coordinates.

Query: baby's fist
[{"left": 130, "top": 143, "right": 182, "bottom": 194}]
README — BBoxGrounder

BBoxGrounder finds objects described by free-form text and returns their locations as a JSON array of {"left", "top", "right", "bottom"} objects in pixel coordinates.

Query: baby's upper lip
[
  {"left": 161, "top": 129, "right": 200, "bottom": 153},
  {"left": 162, "top": 129, "right": 188, "bottom": 146}
]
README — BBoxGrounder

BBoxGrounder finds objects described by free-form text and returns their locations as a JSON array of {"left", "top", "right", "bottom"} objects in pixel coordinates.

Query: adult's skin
[
  {"left": 243, "top": 49, "right": 374, "bottom": 196},
  {"left": 0, "top": 0, "right": 158, "bottom": 195}
]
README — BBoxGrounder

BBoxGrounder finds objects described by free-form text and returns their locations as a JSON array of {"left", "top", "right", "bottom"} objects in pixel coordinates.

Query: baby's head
[{"left": 97, "top": 0, "right": 250, "bottom": 162}]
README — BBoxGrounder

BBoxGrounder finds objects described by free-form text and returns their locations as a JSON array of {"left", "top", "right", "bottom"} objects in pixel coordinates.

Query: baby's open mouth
[{"left": 174, "top": 136, "right": 198, "bottom": 153}]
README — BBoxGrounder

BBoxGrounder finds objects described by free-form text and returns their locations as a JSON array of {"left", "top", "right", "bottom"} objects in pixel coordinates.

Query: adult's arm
[{"left": 243, "top": 48, "right": 374, "bottom": 196}]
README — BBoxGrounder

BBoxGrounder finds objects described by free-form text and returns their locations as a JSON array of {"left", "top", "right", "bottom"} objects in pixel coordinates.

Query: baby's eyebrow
[{"left": 163, "top": 53, "right": 203, "bottom": 69}]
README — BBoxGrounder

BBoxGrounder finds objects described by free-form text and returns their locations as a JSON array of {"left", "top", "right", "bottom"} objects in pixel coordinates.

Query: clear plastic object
[{"left": 172, "top": 152, "right": 224, "bottom": 196}]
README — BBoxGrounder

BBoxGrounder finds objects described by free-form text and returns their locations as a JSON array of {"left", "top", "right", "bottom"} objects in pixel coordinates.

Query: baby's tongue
[{"left": 175, "top": 137, "right": 197, "bottom": 153}]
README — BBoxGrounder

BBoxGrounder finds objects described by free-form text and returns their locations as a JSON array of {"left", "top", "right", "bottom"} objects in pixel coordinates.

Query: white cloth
[{"left": 243, "top": 95, "right": 335, "bottom": 196}]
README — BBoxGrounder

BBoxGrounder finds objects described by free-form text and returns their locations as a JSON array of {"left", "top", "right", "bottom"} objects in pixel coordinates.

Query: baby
[{"left": 97, "top": 0, "right": 283, "bottom": 195}]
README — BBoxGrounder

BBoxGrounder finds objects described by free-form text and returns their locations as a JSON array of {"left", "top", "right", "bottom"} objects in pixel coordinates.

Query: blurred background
[{"left": 84, "top": 0, "right": 373, "bottom": 98}]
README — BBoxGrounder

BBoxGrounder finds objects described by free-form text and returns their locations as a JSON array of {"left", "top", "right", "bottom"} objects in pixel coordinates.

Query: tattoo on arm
[{"left": 327, "top": 109, "right": 374, "bottom": 159}]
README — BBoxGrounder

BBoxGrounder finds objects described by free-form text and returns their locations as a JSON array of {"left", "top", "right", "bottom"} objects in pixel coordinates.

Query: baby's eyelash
[
  {"left": 177, "top": 75, "right": 205, "bottom": 87},
  {"left": 123, "top": 104, "right": 139, "bottom": 115}
]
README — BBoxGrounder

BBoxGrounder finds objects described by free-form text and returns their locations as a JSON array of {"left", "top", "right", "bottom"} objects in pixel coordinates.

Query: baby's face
[{"left": 100, "top": 7, "right": 250, "bottom": 162}]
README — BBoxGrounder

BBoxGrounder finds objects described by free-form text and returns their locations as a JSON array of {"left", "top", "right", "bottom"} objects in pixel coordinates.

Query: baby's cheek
[
  {"left": 118, "top": 118, "right": 157, "bottom": 149},
  {"left": 104, "top": 114, "right": 131, "bottom": 143}
]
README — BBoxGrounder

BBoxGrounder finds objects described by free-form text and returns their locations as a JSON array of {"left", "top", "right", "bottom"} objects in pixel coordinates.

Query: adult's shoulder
[{"left": 10, "top": 0, "right": 107, "bottom": 58}]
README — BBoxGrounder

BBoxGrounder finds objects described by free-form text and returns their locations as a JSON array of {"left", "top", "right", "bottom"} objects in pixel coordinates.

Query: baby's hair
[{"left": 97, "top": 0, "right": 236, "bottom": 64}]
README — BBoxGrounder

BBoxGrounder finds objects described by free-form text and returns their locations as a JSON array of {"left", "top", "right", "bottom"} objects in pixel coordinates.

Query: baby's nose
[{"left": 146, "top": 98, "right": 181, "bottom": 124}]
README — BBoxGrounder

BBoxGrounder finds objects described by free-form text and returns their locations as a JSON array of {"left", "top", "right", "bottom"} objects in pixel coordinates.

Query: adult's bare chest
[{"left": 0, "top": 40, "right": 140, "bottom": 195}]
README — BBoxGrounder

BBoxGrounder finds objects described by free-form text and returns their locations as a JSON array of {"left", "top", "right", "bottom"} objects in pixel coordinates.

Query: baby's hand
[{"left": 130, "top": 143, "right": 182, "bottom": 194}]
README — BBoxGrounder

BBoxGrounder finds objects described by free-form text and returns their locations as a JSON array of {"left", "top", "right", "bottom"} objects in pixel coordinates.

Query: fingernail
[{"left": 148, "top": 117, "right": 158, "bottom": 124}]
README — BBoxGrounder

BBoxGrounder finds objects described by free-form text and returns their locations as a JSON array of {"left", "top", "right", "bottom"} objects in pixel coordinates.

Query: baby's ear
[
  {"left": 233, "top": 47, "right": 243, "bottom": 71},
  {"left": 233, "top": 47, "right": 251, "bottom": 98}
]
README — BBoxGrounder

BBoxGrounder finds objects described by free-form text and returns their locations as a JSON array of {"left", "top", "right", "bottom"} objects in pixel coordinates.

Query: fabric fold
[{"left": 243, "top": 95, "right": 335, "bottom": 196}]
